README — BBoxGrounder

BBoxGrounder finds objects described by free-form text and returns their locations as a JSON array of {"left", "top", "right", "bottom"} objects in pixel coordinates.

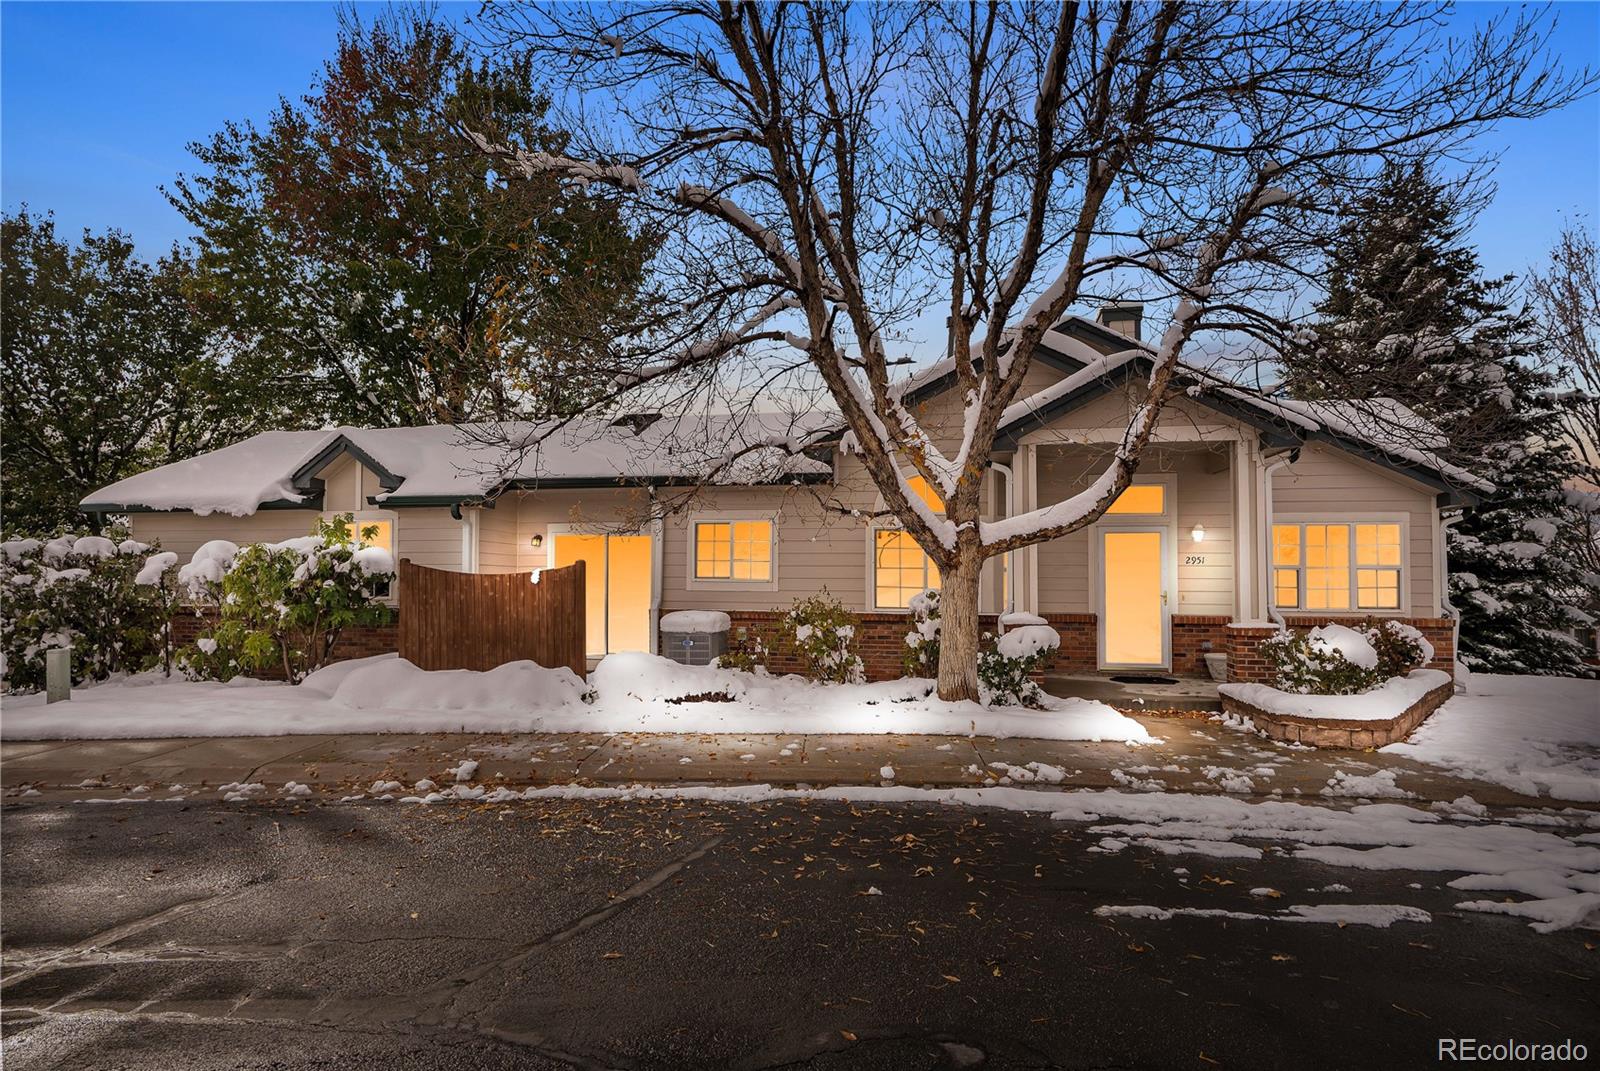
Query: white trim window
[
  {"left": 1272, "top": 520, "right": 1404, "bottom": 612},
  {"left": 688, "top": 516, "right": 775, "bottom": 586},
  {"left": 325, "top": 509, "right": 398, "bottom": 600},
  {"left": 870, "top": 475, "right": 944, "bottom": 610}
]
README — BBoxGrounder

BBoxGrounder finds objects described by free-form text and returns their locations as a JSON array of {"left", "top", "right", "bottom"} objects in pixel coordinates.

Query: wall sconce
[
  {"left": 1191, "top": 523, "right": 1206, "bottom": 543},
  {"left": 529, "top": 533, "right": 544, "bottom": 549}
]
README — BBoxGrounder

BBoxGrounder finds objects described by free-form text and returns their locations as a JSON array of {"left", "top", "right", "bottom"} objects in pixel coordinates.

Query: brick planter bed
[{"left": 1219, "top": 675, "right": 1456, "bottom": 749}]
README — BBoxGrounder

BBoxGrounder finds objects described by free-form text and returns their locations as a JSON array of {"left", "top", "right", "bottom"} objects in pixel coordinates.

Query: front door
[
  {"left": 549, "top": 532, "right": 654, "bottom": 656},
  {"left": 1099, "top": 527, "right": 1169, "bottom": 669}
]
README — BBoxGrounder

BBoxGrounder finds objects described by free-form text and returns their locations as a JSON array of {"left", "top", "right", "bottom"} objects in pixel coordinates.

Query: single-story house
[{"left": 83, "top": 310, "right": 1487, "bottom": 683}]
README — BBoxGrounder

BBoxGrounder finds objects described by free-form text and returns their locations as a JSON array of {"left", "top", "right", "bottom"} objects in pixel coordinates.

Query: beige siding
[
  {"left": 127, "top": 511, "right": 323, "bottom": 561},
  {"left": 396, "top": 508, "right": 465, "bottom": 572},
  {"left": 1033, "top": 444, "right": 1234, "bottom": 615},
  {"left": 477, "top": 505, "right": 520, "bottom": 574},
  {"left": 1270, "top": 445, "right": 1437, "bottom": 616}
]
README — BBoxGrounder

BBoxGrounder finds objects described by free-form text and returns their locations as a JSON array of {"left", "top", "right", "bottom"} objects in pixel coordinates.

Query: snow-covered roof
[{"left": 82, "top": 413, "right": 836, "bottom": 517}]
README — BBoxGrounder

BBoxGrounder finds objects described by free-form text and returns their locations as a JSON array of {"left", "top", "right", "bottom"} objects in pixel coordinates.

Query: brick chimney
[{"left": 1096, "top": 303, "right": 1143, "bottom": 341}]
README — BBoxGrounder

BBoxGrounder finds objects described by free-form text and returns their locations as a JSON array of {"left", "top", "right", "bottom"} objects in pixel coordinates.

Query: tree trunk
[{"left": 935, "top": 549, "right": 985, "bottom": 702}]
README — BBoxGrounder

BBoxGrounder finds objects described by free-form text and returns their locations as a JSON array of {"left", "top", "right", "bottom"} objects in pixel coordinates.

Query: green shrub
[
  {"left": 0, "top": 527, "right": 170, "bottom": 692},
  {"left": 977, "top": 624, "right": 1061, "bottom": 707},
  {"left": 902, "top": 589, "right": 941, "bottom": 677},
  {"left": 1260, "top": 620, "right": 1432, "bottom": 695},
  {"left": 718, "top": 625, "right": 772, "bottom": 674},
  {"left": 185, "top": 515, "right": 395, "bottom": 684},
  {"left": 781, "top": 590, "right": 864, "bottom": 684}
]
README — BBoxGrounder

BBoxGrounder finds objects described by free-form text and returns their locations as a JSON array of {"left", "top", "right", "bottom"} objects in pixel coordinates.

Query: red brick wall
[
  {"left": 171, "top": 609, "right": 399, "bottom": 681},
  {"left": 1226, "top": 616, "right": 1455, "bottom": 684},
  {"left": 718, "top": 610, "right": 1098, "bottom": 682}
]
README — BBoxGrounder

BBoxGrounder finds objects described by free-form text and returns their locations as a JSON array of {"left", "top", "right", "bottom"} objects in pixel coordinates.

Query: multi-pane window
[
  {"left": 1272, "top": 522, "right": 1403, "bottom": 611},
  {"left": 874, "top": 529, "right": 940, "bottom": 608},
  {"left": 1355, "top": 523, "right": 1402, "bottom": 609},
  {"left": 693, "top": 520, "right": 773, "bottom": 581},
  {"left": 875, "top": 475, "right": 944, "bottom": 609}
]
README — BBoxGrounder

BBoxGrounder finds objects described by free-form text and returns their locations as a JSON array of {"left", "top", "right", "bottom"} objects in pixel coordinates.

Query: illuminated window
[
  {"left": 328, "top": 513, "right": 396, "bottom": 598},
  {"left": 906, "top": 475, "right": 944, "bottom": 514},
  {"left": 693, "top": 520, "right": 773, "bottom": 581},
  {"left": 1355, "top": 523, "right": 1403, "bottom": 609},
  {"left": 1272, "top": 522, "right": 1403, "bottom": 612},
  {"left": 874, "top": 528, "right": 940, "bottom": 609},
  {"left": 1106, "top": 483, "right": 1166, "bottom": 515}
]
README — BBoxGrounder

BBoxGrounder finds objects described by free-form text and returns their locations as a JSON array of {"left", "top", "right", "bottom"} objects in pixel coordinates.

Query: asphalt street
[{"left": 2, "top": 797, "right": 1595, "bottom": 1070}]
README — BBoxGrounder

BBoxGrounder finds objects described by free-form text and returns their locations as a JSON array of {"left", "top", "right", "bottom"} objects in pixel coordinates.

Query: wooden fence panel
[{"left": 398, "top": 559, "right": 586, "bottom": 677}]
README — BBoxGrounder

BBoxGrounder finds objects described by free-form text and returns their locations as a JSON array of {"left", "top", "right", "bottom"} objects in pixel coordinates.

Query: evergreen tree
[
  {"left": 0, "top": 210, "right": 291, "bottom": 534},
  {"left": 1284, "top": 163, "right": 1593, "bottom": 677},
  {"left": 168, "top": 9, "right": 652, "bottom": 427}
]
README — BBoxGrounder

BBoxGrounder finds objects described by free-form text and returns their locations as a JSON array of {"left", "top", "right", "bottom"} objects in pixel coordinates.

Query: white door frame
[
  {"left": 547, "top": 523, "right": 660, "bottom": 657},
  {"left": 1091, "top": 474, "right": 1176, "bottom": 671}
]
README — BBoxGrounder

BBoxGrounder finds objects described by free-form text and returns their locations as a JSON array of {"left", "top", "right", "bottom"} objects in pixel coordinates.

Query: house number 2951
[{"left": 1184, "top": 555, "right": 1206, "bottom": 566}]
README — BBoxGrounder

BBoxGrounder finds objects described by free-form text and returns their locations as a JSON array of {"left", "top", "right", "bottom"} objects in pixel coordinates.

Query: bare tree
[
  {"left": 1530, "top": 219, "right": 1600, "bottom": 478},
  {"left": 469, "top": 1, "right": 1590, "bottom": 700}
]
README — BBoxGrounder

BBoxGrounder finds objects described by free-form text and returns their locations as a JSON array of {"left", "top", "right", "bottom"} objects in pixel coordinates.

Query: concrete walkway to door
[{"left": 2, "top": 714, "right": 1578, "bottom": 811}]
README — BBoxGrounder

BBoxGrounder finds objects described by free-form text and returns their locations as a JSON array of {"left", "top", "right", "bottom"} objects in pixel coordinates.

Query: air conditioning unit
[{"left": 659, "top": 611, "right": 731, "bottom": 666}]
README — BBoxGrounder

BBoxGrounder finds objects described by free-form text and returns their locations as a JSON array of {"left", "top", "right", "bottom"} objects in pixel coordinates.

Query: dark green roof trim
[
  {"left": 372, "top": 470, "right": 834, "bottom": 509},
  {"left": 290, "top": 435, "right": 404, "bottom": 494},
  {"left": 79, "top": 495, "right": 323, "bottom": 515}
]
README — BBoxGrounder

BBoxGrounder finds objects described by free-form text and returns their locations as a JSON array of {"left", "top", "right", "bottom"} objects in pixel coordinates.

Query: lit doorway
[
  {"left": 1098, "top": 527, "right": 1170, "bottom": 669},
  {"left": 548, "top": 531, "right": 655, "bottom": 657}
]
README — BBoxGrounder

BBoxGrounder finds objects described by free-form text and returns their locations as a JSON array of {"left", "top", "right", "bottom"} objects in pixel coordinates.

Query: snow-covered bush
[
  {"left": 717, "top": 625, "right": 772, "bottom": 674},
  {"left": 781, "top": 590, "right": 864, "bottom": 684},
  {"left": 1261, "top": 619, "right": 1433, "bottom": 695},
  {"left": 185, "top": 515, "right": 395, "bottom": 684},
  {"left": 0, "top": 529, "right": 171, "bottom": 692},
  {"left": 1365, "top": 618, "right": 1432, "bottom": 677},
  {"left": 902, "top": 589, "right": 941, "bottom": 677},
  {"left": 977, "top": 625, "right": 1061, "bottom": 707}
]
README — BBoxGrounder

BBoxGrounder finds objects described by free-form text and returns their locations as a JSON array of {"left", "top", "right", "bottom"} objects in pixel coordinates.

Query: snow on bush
[
  {"left": 0, "top": 527, "right": 176, "bottom": 693},
  {"left": 978, "top": 626, "right": 1060, "bottom": 708},
  {"left": 902, "top": 588, "right": 941, "bottom": 678},
  {"left": 182, "top": 514, "right": 395, "bottom": 684},
  {"left": 782, "top": 590, "right": 864, "bottom": 684},
  {"left": 1261, "top": 618, "right": 1431, "bottom": 695},
  {"left": 717, "top": 625, "right": 772, "bottom": 674}
]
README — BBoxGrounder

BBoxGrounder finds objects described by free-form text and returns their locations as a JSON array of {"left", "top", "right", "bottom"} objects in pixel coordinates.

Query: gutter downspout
[
  {"left": 992, "top": 462, "right": 1016, "bottom": 629},
  {"left": 1260, "top": 448, "right": 1300, "bottom": 630},
  {"left": 1437, "top": 506, "right": 1466, "bottom": 693}
]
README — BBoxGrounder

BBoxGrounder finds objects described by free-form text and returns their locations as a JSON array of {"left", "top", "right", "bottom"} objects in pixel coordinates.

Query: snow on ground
[
  {"left": 327, "top": 781, "right": 1598, "bottom": 933},
  {"left": 1381, "top": 674, "right": 1600, "bottom": 803},
  {"left": 1219, "top": 670, "right": 1450, "bottom": 721},
  {"left": 0, "top": 652, "right": 1152, "bottom": 744}
]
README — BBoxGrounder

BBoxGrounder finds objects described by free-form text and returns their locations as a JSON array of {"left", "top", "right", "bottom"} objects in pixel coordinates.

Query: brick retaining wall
[{"left": 1220, "top": 677, "right": 1455, "bottom": 748}]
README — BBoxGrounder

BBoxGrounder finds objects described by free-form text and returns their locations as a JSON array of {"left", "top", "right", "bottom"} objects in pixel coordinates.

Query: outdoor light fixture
[
  {"left": 1191, "top": 523, "right": 1206, "bottom": 543},
  {"left": 530, "top": 533, "right": 544, "bottom": 548}
]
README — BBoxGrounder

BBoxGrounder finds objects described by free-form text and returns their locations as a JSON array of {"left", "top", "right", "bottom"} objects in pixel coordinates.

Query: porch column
[
  {"left": 1231, "top": 437, "right": 1255, "bottom": 620},
  {"left": 1014, "top": 443, "right": 1040, "bottom": 615}
]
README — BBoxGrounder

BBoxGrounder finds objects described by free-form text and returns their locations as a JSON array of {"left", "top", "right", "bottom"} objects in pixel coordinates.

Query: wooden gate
[{"left": 398, "top": 559, "right": 586, "bottom": 676}]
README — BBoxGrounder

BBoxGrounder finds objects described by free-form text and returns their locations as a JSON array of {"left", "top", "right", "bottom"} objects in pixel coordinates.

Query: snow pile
[
  {"left": 1094, "top": 903, "right": 1430, "bottom": 928},
  {"left": 2, "top": 652, "right": 1152, "bottom": 743},
  {"left": 1219, "top": 669, "right": 1451, "bottom": 722},
  {"left": 1382, "top": 674, "right": 1600, "bottom": 802},
  {"left": 1307, "top": 624, "right": 1378, "bottom": 670},
  {"left": 999, "top": 611, "right": 1048, "bottom": 628},
  {"left": 996, "top": 624, "right": 1061, "bottom": 659},
  {"left": 659, "top": 610, "right": 732, "bottom": 633}
]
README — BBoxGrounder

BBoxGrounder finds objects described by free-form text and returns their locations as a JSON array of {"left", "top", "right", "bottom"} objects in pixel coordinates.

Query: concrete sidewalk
[{"left": 1, "top": 715, "right": 1577, "bottom": 809}]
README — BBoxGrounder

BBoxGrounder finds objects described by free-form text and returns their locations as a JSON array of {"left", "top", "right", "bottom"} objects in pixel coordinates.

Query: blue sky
[{"left": 4, "top": 1, "right": 1597, "bottom": 284}]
